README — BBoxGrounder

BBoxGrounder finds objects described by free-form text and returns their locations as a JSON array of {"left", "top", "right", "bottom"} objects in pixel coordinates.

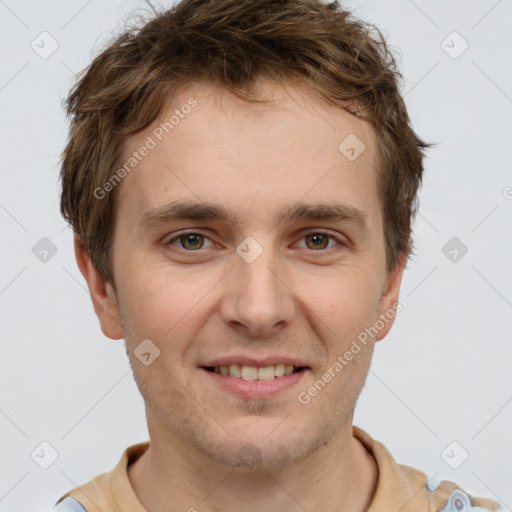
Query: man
[{"left": 54, "top": 0, "right": 502, "bottom": 510}]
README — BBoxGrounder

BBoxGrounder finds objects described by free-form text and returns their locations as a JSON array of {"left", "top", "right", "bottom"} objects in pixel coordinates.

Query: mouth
[
  {"left": 202, "top": 364, "right": 308, "bottom": 381},
  {"left": 200, "top": 362, "right": 309, "bottom": 400}
]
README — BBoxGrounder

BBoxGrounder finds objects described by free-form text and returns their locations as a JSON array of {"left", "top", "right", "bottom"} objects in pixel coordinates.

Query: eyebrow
[{"left": 139, "top": 199, "right": 368, "bottom": 231}]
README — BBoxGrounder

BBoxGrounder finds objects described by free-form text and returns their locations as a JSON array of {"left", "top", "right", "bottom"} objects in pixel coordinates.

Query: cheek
[
  {"left": 300, "top": 270, "right": 382, "bottom": 339},
  {"left": 305, "top": 277, "right": 379, "bottom": 403},
  {"left": 117, "top": 264, "right": 217, "bottom": 356},
  {"left": 115, "top": 266, "right": 178, "bottom": 342}
]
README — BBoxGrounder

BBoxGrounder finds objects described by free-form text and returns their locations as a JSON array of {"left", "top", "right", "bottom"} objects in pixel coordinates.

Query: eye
[
  {"left": 163, "top": 229, "right": 346, "bottom": 255},
  {"left": 296, "top": 230, "right": 345, "bottom": 252},
  {"left": 166, "top": 230, "right": 216, "bottom": 251}
]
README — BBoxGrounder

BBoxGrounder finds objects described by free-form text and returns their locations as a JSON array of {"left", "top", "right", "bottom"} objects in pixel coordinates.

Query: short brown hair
[{"left": 60, "top": 0, "right": 431, "bottom": 284}]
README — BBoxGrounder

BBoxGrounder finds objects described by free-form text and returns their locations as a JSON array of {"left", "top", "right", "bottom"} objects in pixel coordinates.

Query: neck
[{"left": 128, "top": 421, "right": 378, "bottom": 512}]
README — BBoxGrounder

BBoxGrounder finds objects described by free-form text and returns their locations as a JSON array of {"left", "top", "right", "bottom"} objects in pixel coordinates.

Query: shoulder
[
  {"left": 390, "top": 461, "right": 503, "bottom": 511},
  {"left": 52, "top": 471, "right": 111, "bottom": 512},
  {"left": 53, "top": 497, "right": 87, "bottom": 511},
  {"left": 352, "top": 426, "right": 503, "bottom": 512},
  {"left": 52, "top": 441, "right": 150, "bottom": 512},
  {"left": 426, "top": 479, "right": 503, "bottom": 512}
]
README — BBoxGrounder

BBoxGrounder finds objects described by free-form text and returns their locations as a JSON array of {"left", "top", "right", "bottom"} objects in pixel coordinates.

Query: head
[{"left": 61, "top": 0, "right": 430, "bottom": 471}]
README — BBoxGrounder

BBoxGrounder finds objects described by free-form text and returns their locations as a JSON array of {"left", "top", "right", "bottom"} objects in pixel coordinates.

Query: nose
[{"left": 219, "top": 244, "right": 296, "bottom": 338}]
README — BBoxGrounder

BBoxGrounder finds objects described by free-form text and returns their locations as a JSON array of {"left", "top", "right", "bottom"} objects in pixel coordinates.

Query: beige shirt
[{"left": 54, "top": 426, "right": 502, "bottom": 512}]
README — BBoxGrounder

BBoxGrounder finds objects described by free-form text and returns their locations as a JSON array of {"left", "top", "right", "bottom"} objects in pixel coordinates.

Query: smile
[{"left": 203, "top": 364, "right": 305, "bottom": 381}]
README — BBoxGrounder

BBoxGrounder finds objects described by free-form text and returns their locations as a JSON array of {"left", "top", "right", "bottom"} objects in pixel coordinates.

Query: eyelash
[{"left": 164, "top": 229, "right": 346, "bottom": 256}]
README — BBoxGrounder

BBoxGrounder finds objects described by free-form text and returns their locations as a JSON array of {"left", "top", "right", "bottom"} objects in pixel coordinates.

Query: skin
[{"left": 75, "top": 79, "right": 406, "bottom": 512}]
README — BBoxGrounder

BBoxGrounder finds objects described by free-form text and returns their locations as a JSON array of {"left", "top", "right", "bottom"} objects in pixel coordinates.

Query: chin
[
  {"left": 141, "top": 374, "right": 348, "bottom": 471},
  {"left": 206, "top": 434, "right": 322, "bottom": 472},
  {"left": 187, "top": 414, "right": 330, "bottom": 472}
]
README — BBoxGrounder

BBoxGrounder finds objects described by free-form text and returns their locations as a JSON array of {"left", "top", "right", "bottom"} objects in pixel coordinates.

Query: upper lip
[{"left": 201, "top": 356, "right": 310, "bottom": 368}]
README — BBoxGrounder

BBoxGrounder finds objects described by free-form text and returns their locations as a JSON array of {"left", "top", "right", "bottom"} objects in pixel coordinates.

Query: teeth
[
  {"left": 257, "top": 366, "right": 275, "bottom": 381},
  {"left": 241, "top": 365, "right": 258, "bottom": 380},
  {"left": 213, "top": 364, "right": 301, "bottom": 380},
  {"left": 229, "top": 364, "right": 241, "bottom": 378},
  {"left": 274, "top": 363, "right": 285, "bottom": 377}
]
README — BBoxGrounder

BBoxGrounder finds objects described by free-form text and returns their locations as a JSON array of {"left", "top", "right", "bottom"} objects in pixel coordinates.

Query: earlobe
[
  {"left": 74, "top": 236, "right": 124, "bottom": 340},
  {"left": 375, "top": 253, "right": 407, "bottom": 342}
]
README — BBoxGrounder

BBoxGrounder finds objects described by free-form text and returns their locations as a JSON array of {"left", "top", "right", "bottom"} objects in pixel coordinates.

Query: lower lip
[{"left": 200, "top": 368, "right": 308, "bottom": 399}]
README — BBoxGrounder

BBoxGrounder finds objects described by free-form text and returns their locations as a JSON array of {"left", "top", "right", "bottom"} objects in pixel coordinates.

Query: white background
[{"left": 0, "top": 0, "right": 511, "bottom": 510}]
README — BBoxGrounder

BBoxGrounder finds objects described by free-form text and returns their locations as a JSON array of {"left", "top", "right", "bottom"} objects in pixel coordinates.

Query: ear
[
  {"left": 74, "top": 235, "right": 124, "bottom": 340},
  {"left": 375, "top": 253, "right": 407, "bottom": 342}
]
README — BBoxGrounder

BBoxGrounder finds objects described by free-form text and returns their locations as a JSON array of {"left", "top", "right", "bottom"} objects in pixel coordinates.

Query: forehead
[{"left": 114, "top": 80, "right": 381, "bottom": 229}]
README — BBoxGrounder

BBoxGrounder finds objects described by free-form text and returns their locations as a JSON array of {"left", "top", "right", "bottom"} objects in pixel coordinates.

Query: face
[{"left": 78, "top": 80, "right": 405, "bottom": 471}]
